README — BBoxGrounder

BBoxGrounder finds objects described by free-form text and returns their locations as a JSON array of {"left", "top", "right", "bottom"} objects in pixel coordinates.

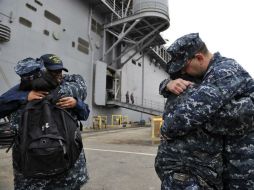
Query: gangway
[{"left": 106, "top": 100, "right": 163, "bottom": 116}]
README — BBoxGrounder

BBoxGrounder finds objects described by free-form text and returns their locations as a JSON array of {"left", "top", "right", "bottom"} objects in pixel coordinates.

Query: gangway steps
[{"left": 106, "top": 100, "right": 163, "bottom": 116}]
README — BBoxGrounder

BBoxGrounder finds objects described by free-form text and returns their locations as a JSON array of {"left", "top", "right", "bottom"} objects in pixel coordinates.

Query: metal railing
[
  {"left": 104, "top": 0, "right": 121, "bottom": 12},
  {"left": 104, "top": 1, "right": 169, "bottom": 23},
  {"left": 105, "top": 8, "right": 134, "bottom": 23},
  {"left": 120, "top": 95, "right": 164, "bottom": 112},
  {"left": 151, "top": 46, "right": 171, "bottom": 63}
]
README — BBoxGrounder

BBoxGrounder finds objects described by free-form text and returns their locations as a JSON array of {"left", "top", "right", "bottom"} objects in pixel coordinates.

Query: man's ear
[
  {"left": 195, "top": 53, "right": 205, "bottom": 66},
  {"left": 195, "top": 53, "right": 203, "bottom": 61}
]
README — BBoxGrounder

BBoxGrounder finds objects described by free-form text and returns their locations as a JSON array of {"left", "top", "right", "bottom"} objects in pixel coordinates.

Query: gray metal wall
[
  {"left": 0, "top": 0, "right": 168, "bottom": 126},
  {"left": 0, "top": 0, "right": 92, "bottom": 92},
  {"left": 120, "top": 50, "right": 168, "bottom": 122}
]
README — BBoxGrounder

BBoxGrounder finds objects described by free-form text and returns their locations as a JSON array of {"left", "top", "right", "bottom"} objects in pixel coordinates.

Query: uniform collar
[{"left": 202, "top": 52, "right": 221, "bottom": 80}]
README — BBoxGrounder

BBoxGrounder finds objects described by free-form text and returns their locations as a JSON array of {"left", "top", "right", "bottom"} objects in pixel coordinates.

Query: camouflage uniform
[
  {"left": 156, "top": 84, "right": 254, "bottom": 189},
  {"left": 155, "top": 33, "right": 254, "bottom": 189},
  {"left": 10, "top": 73, "right": 89, "bottom": 190},
  {"left": 156, "top": 85, "right": 224, "bottom": 190},
  {"left": 4, "top": 57, "right": 90, "bottom": 190},
  {"left": 60, "top": 74, "right": 87, "bottom": 101}
]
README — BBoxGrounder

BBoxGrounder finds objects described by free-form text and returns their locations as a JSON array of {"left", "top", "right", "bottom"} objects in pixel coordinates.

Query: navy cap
[
  {"left": 40, "top": 54, "right": 68, "bottom": 72},
  {"left": 14, "top": 57, "right": 43, "bottom": 77},
  {"left": 167, "top": 33, "right": 205, "bottom": 74}
]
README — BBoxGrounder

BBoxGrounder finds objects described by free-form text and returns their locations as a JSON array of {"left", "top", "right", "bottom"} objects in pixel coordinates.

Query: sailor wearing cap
[{"left": 156, "top": 32, "right": 254, "bottom": 189}]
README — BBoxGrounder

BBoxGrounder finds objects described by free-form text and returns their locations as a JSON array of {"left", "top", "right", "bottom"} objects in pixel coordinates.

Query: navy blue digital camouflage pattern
[
  {"left": 156, "top": 52, "right": 254, "bottom": 189},
  {"left": 60, "top": 74, "right": 87, "bottom": 101},
  {"left": 155, "top": 84, "right": 224, "bottom": 189},
  {"left": 14, "top": 58, "right": 43, "bottom": 76},
  {"left": 161, "top": 53, "right": 254, "bottom": 137},
  {"left": 167, "top": 33, "right": 204, "bottom": 74},
  {"left": 10, "top": 74, "right": 89, "bottom": 190}
]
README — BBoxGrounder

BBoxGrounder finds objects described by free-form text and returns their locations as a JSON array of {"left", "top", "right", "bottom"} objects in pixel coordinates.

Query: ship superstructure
[{"left": 0, "top": 0, "right": 170, "bottom": 126}]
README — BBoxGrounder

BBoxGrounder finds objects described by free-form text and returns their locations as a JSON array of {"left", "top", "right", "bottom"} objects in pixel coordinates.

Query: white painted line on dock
[{"left": 85, "top": 147, "right": 156, "bottom": 156}]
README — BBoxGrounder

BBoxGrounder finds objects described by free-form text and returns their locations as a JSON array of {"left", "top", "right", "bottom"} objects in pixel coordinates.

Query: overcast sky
[{"left": 161, "top": 0, "right": 254, "bottom": 77}]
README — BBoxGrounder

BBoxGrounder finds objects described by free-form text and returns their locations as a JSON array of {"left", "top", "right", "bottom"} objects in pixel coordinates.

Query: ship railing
[
  {"left": 105, "top": 8, "right": 134, "bottom": 23},
  {"left": 151, "top": 46, "right": 171, "bottom": 63},
  {"left": 104, "top": 0, "right": 121, "bottom": 12},
  {"left": 119, "top": 95, "right": 164, "bottom": 112},
  {"left": 105, "top": 1, "right": 168, "bottom": 24}
]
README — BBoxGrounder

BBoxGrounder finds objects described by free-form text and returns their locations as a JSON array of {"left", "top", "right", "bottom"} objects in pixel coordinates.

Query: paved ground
[
  {"left": 0, "top": 127, "right": 161, "bottom": 190},
  {"left": 0, "top": 148, "right": 13, "bottom": 190}
]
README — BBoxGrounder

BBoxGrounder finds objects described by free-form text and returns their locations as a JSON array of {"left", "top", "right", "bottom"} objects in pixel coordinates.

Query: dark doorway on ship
[{"left": 106, "top": 67, "right": 120, "bottom": 101}]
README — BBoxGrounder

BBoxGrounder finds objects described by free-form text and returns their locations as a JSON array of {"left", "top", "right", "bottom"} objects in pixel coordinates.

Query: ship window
[
  {"left": 91, "top": 19, "right": 96, "bottom": 33},
  {"left": 78, "top": 44, "right": 89, "bottom": 54},
  {"left": 34, "top": 0, "right": 43, "bottom": 6},
  {"left": 78, "top": 37, "right": 89, "bottom": 47},
  {"left": 44, "top": 10, "right": 61, "bottom": 25},
  {"left": 77, "top": 37, "right": 89, "bottom": 54},
  {"left": 19, "top": 17, "right": 32, "bottom": 28},
  {"left": 96, "top": 23, "right": 103, "bottom": 36},
  {"left": 26, "top": 3, "right": 37, "bottom": 11},
  {"left": 91, "top": 18, "right": 103, "bottom": 36},
  {"left": 138, "top": 62, "right": 141, "bottom": 67},
  {"left": 72, "top": 41, "right": 75, "bottom": 47},
  {"left": 132, "top": 60, "right": 136, "bottom": 65},
  {"left": 43, "top": 30, "right": 49, "bottom": 36}
]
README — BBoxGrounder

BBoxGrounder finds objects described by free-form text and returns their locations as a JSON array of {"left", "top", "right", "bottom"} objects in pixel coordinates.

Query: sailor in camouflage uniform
[
  {"left": 156, "top": 83, "right": 224, "bottom": 189},
  {"left": 0, "top": 55, "right": 90, "bottom": 190},
  {"left": 155, "top": 33, "right": 254, "bottom": 189}
]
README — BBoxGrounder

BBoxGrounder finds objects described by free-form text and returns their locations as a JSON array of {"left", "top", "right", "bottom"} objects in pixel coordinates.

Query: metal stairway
[
  {"left": 88, "top": 0, "right": 170, "bottom": 68},
  {"left": 106, "top": 100, "right": 163, "bottom": 116}
]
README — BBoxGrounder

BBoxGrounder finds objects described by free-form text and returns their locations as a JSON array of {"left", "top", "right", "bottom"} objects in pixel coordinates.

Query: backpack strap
[{"left": 79, "top": 121, "right": 83, "bottom": 131}]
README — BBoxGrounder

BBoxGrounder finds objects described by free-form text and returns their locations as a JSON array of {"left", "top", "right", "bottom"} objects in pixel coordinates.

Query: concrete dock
[{"left": 0, "top": 127, "right": 161, "bottom": 190}]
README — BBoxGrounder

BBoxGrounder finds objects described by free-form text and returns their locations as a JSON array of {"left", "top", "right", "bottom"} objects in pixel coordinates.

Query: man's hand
[
  {"left": 56, "top": 97, "right": 77, "bottom": 109},
  {"left": 28, "top": 91, "right": 48, "bottom": 101},
  {"left": 166, "top": 79, "right": 193, "bottom": 95}
]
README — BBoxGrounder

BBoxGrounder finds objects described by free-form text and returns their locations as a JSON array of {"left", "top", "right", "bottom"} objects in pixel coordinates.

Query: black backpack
[{"left": 14, "top": 97, "right": 83, "bottom": 178}]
